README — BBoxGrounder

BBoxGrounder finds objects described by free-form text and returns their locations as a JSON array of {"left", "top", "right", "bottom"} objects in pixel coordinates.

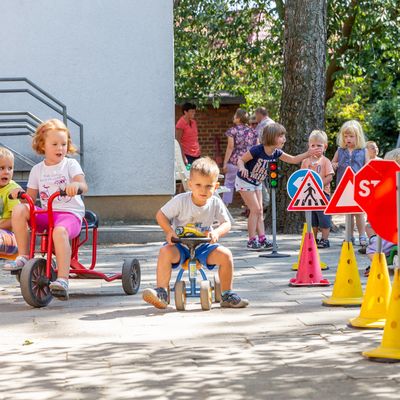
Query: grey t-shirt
[
  {"left": 256, "top": 117, "right": 275, "bottom": 142},
  {"left": 161, "top": 192, "right": 230, "bottom": 233}
]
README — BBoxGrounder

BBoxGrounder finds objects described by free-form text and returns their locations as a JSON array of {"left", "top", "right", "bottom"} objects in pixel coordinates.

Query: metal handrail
[
  {"left": 0, "top": 79, "right": 84, "bottom": 167},
  {"left": 0, "top": 111, "right": 42, "bottom": 124}
]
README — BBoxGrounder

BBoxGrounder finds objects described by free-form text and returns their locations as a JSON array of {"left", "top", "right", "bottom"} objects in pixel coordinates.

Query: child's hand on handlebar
[
  {"left": 209, "top": 231, "right": 219, "bottom": 244},
  {"left": 9, "top": 188, "right": 24, "bottom": 200},
  {"left": 166, "top": 230, "right": 179, "bottom": 245},
  {"left": 65, "top": 182, "right": 81, "bottom": 197}
]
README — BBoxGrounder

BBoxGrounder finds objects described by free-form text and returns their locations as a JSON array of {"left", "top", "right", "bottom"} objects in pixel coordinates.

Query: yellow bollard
[
  {"left": 322, "top": 241, "right": 363, "bottom": 306},
  {"left": 363, "top": 268, "right": 400, "bottom": 361},
  {"left": 349, "top": 253, "right": 391, "bottom": 329}
]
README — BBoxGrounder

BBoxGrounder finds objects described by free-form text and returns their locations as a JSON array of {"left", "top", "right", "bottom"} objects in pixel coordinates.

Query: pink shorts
[{"left": 34, "top": 210, "right": 82, "bottom": 240}]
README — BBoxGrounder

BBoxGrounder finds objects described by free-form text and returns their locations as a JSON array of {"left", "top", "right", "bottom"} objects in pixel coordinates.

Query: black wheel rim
[{"left": 31, "top": 262, "right": 51, "bottom": 301}]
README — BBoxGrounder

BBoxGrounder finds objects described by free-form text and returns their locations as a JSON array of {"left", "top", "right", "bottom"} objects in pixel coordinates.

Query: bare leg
[
  {"left": 52, "top": 226, "right": 71, "bottom": 280},
  {"left": 239, "top": 190, "right": 263, "bottom": 238},
  {"left": 321, "top": 227, "right": 330, "bottom": 240},
  {"left": 312, "top": 227, "right": 318, "bottom": 239},
  {"left": 11, "top": 204, "right": 30, "bottom": 256},
  {"left": 255, "top": 189, "right": 265, "bottom": 236},
  {"left": 156, "top": 245, "right": 180, "bottom": 289},
  {"left": 355, "top": 213, "right": 366, "bottom": 238},
  {"left": 206, "top": 246, "right": 233, "bottom": 292}
]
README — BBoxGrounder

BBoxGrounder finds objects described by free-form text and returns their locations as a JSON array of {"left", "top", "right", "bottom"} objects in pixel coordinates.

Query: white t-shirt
[
  {"left": 161, "top": 192, "right": 229, "bottom": 233},
  {"left": 27, "top": 158, "right": 85, "bottom": 220}
]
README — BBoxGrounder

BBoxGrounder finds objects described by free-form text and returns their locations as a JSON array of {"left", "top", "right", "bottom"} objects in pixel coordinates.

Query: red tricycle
[{"left": 11, "top": 191, "right": 141, "bottom": 308}]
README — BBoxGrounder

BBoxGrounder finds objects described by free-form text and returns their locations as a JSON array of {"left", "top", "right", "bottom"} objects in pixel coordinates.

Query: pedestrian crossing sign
[{"left": 287, "top": 171, "right": 328, "bottom": 211}]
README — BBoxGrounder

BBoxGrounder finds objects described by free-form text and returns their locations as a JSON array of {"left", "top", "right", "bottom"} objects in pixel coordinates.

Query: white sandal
[{"left": 3, "top": 256, "right": 29, "bottom": 271}]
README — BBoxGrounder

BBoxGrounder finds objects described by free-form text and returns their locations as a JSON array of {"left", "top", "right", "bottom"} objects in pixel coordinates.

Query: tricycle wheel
[
  {"left": 122, "top": 259, "right": 141, "bottom": 295},
  {"left": 213, "top": 274, "right": 221, "bottom": 303},
  {"left": 200, "top": 280, "right": 212, "bottom": 311},
  {"left": 174, "top": 281, "right": 186, "bottom": 311},
  {"left": 20, "top": 258, "right": 55, "bottom": 308}
]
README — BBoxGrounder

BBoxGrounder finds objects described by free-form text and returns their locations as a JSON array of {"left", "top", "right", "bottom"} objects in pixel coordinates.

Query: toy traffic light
[{"left": 268, "top": 161, "right": 278, "bottom": 188}]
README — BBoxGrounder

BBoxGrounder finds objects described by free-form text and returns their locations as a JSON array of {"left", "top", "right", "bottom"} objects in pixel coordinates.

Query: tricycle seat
[{"left": 83, "top": 210, "right": 99, "bottom": 229}]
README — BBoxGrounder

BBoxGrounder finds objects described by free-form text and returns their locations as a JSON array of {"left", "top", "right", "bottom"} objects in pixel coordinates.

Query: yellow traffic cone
[
  {"left": 349, "top": 253, "right": 391, "bottom": 329},
  {"left": 363, "top": 268, "right": 400, "bottom": 362},
  {"left": 292, "top": 223, "right": 328, "bottom": 271},
  {"left": 322, "top": 241, "right": 363, "bottom": 306}
]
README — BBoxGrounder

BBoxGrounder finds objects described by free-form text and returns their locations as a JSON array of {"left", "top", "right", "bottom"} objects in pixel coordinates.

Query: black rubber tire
[
  {"left": 174, "top": 281, "right": 186, "bottom": 311},
  {"left": 213, "top": 274, "right": 221, "bottom": 303},
  {"left": 20, "top": 258, "right": 55, "bottom": 308},
  {"left": 122, "top": 258, "right": 141, "bottom": 295},
  {"left": 200, "top": 280, "right": 212, "bottom": 311}
]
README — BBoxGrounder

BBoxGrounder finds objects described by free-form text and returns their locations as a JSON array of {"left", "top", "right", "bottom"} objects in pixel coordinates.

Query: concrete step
[{"left": 95, "top": 224, "right": 165, "bottom": 245}]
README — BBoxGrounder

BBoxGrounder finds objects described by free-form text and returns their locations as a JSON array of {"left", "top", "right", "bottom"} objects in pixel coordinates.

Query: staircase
[{"left": 0, "top": 78, "right": 84, "bottom": 186}]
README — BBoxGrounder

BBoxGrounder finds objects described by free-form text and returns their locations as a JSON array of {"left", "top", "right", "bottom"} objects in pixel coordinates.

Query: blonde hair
[
  {"left": 337, "top": 120, "right": 366, "bottom": 149},
  {"left": 309, "top": 130, "right": 328, "bottom": 145},
  {"left": 0, "top": 147, "right": 14, "bottom": 162},
  {"left": 384, "top": 148, "right": 400, "bottom": 164},
  {"left": 32, "top": 118, "right": 77, "bottom": 155},
  {"left": 262, "top": 122, "right": 286, "bottom": 146},
  {"left": 190, "top": 157, "right": 219, "bottom": 181}
]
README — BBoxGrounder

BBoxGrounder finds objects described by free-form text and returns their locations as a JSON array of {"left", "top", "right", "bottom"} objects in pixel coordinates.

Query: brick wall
[{"left": 175, "top": 104, "right": 239, "bottom": 166}]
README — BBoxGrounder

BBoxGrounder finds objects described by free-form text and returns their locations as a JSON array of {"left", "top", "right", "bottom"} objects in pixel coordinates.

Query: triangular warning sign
[
  {"left": 324, "top": 166, "right": 363, "bottom": 215},
  {"left": 287, "top": 171, "right": 328, "bottom": 211}
]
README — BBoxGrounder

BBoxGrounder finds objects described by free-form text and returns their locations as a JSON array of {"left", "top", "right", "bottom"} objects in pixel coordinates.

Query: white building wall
[{"left": 0, "top": 0, "right": 175, "bottom": 196}]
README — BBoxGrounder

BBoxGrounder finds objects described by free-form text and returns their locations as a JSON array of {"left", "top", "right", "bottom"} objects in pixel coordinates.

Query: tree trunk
[{"left": 277, "top": 0, "right": 327, "bottom": 233}]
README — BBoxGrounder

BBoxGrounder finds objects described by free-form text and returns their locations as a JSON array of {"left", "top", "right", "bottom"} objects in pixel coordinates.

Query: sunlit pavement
[{"left": 1, "top": 212, "right": 399, "bottom": 400}]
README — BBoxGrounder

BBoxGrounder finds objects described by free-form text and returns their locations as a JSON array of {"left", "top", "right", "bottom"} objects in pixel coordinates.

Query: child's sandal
[
  {"left": 49, "top": 279, "right": 69, "bottom": 301},
  {"left": 3, "top": 256, "right": 29, "bottom": 271}
]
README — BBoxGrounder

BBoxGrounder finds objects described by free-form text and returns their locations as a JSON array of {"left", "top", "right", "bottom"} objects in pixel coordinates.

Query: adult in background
[
  {"left": 175, "top": 102, "right": 201, "bottom": 165},
  {"left": 222, "top": 108, "right": 258, "bottom": 206},
  {"left": 255, "top": 107, "right": 275, "bottom": 143}
]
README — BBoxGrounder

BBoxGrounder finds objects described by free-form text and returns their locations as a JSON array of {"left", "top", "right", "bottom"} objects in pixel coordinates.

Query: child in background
[
  {"left": 364, "top": 148, "right": 400, "bottom": 276},
  {"left": 3, "top": 119, "right": 88, "bottom": 301},
  {"left": 143, "top": 157, "right": 249, "bottom": 309},
  {"left": 301, "top": 131, "right": 334, "bottom": 248},
  {"left": 236, "top": 123, "right": 322, "bottom": 251},
  {"left": 332, "top": 120, "right": 369, "bottom": 247},
  {"left": 366, "top": 141, "right": 382, "bottom": 160},
  {"left": 0, "top": 147, "right": 20, "bottom": 259},
  {"left": 222, "top": 108, "right": 258, "bottom": 206}
]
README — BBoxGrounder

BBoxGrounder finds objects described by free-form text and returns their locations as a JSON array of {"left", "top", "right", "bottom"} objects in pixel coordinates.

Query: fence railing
[{"left": 0, "top": 78, "right": 84, "bottom": 168}]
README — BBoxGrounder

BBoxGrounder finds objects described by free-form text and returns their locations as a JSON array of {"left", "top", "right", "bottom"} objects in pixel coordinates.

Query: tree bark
[{"left": 277, "top": 0, "right": 327, "bottom": 233}]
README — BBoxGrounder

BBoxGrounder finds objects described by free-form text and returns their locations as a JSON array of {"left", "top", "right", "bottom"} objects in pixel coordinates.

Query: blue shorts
[
  {"left": 312, "top": 193, "right": 331, "bottom": 229},
  {"left": 171, "top": 242, "right": 219, "bottom": 270}
]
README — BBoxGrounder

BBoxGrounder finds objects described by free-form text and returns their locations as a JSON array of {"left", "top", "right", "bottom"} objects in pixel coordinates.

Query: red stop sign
[{"left": 354, "top": 160, "right": 400, "bottom": 244}]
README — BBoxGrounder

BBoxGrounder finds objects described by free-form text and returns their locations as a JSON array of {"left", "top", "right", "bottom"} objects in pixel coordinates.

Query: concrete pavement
[{"left": 0, "top": 212, "right": 399, "bottom": 399}]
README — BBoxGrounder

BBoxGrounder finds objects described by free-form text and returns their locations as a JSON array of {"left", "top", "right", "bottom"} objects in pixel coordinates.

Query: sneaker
[
  {"left": 259, "top": 238, "right": 273, "bottom": 250},
  {"left": 359, "top": 235, "right": 368, "bottom": 247},
  {"left": 317, "top": 239, "right": 330, "bottom": 249},
  {"left": 142, "top": 287, "right": 168, "bottom": 309},
  {"left": 364, "top": 266, "right": 370, "bottom": 277},
  {"left": 3, "top": 255, "right": 29, "bottom": 271},
  {"left": 358, "top": 247, "right": 367, "bottom": 254},
  {"left": 247, "top": 238, "right": 261, "bottom": 251},
  {"left": 220, "top": 292, "right": 249, "bottom": 308},
  {"left": 49, "top": 279, "right": 69, "bottom": 301}
]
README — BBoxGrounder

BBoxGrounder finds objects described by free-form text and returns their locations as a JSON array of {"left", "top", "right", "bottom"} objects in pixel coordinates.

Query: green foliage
[
  {"left": 174, "top": 0, "right": 400, "bottom": 149},
  {"left": 174, "top": 0, "right": 283, "bottom": 116}
]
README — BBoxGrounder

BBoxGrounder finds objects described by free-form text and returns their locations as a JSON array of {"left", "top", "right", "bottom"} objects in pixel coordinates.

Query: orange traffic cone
[
  {"left": 289, "top": 232, "right": 330, "bottom": 286},
  {"left": 292, "top": 223, "right": 328, "bottom": 271},
  {"left": 363, "top": 268, "right": 400, "bottom": 362},
  {"left": 322, "top": 241, "right": 363, "bottom": 306},
  {"left": 349, "top": 252, "right": 391, "bottom": 329}
]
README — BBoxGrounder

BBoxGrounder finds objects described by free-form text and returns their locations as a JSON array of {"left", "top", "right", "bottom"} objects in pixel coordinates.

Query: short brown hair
[
  {"left": 190, "top": 157, "right": 219, "bottom": 181},
  {"left": 234, "top": 108, "right": 249, "bottom": 124},
  {"left": 32, "top": 119, "right": 77, "bottom": 155},
  {"left": 262, "top": 123, "right": 286, "bottom": 146},
  {"left": 255, "top": 107, "right": 268, "bottom": 117}
]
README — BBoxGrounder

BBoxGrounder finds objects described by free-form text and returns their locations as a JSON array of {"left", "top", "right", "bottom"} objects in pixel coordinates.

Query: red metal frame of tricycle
[{"left": 22, "top": 191, "right": 122, "bottom": 282}]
